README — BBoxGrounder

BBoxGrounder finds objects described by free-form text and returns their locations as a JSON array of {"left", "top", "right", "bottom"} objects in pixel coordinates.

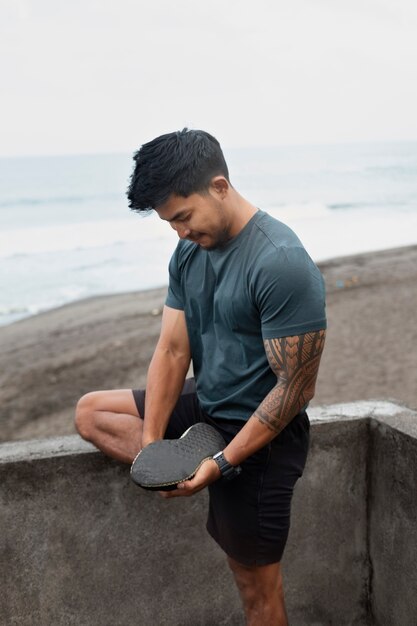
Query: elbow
[
  {"left": 154, "top": 342, "right": 191, "bottom": 367},
  {"left": 160, "top": 345, "right": 190, "bottom": 362},
  {"left": 304, "top": 390, "right": 315, "bottom": 407}
]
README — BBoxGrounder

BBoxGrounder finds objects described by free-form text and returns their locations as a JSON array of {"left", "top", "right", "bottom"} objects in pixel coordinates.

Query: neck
[{"left": 226, "top": 189, "right": 258, "bottom": 237}]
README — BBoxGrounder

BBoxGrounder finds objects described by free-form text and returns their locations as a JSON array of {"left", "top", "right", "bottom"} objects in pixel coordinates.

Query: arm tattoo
[{"left": 254, "top": 330, "right": 326, "bottom": 434}]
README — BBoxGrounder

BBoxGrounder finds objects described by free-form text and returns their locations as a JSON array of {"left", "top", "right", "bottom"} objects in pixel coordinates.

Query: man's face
[{"left": 155, "top": 189, "right": 232, "bottom": 251}]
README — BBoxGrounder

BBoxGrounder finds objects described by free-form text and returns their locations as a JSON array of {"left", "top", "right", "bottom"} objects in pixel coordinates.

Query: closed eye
[{"left": 166, "top": 209, "right": 193, "bottom": 225}]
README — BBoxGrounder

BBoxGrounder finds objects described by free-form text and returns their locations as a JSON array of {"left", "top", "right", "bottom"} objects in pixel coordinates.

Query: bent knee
[{"left": 75, "top": 391, "right": 102, "bottom": 440}]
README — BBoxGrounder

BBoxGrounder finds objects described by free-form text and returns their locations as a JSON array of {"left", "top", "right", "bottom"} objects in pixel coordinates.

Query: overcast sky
[{"left": 1, "top": 0, "right": 417, "bottom": 156}]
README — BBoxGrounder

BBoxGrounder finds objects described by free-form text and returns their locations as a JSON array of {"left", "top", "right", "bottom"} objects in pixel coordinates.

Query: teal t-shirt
[{"left": 166, "top": 209, "right": 327, "bottom": 421}]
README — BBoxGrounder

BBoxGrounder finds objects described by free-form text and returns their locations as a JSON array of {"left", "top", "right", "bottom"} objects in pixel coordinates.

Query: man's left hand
[{"left": 159, "top": 458, "right": 221, "bottom": 498}]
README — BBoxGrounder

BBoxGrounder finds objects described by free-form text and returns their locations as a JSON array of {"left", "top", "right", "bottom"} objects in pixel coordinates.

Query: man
[{"left": 75, "top": 129, "right": 326, "bottom": 625}]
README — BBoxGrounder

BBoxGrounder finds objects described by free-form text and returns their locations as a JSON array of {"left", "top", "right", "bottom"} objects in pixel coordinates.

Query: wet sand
[{"left": 1, "top": 245, "right": 416, "bottom": 443}]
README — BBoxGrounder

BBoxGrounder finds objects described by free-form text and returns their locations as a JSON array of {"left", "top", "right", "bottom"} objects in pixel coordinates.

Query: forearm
[{"left": 141, "top": 344, "right": 190, "bottom": 446}]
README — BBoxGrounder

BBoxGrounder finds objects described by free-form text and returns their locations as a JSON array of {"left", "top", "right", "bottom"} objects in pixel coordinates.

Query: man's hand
[{"left": 159, "top": 458, "right": 221, "bottom": 498}]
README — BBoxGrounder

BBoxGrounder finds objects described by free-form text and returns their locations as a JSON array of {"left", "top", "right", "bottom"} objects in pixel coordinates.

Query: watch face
[{"left": 213, "top": 452, "right": 228, "bottom": 472}]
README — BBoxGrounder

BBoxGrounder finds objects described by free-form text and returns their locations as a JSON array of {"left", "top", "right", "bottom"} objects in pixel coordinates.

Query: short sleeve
[
  {"left": 165, "top": 246, "right": 184, "bottom": 310},
  {"left": 254, "top": 247, "right": 327, "bottom": 339}
]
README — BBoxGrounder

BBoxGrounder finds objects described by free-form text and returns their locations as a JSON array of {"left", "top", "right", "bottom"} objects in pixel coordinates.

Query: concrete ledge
[
  {"left": 1, "top": 451, "right": 242, "bottom": 625},
  {"left": 0, "top": 435, "right": 96, "bottom": 463},
  {"left": 1, "top": 401, "right": 417, "bottom": 625}
]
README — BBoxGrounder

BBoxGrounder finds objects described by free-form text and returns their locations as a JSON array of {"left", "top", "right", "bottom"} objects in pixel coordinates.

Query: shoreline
[
  {"left": 2, "top": 239, "right": 417, "bottom": 329},
  {"left": 1, "top": 244, "right": 416, "bottom": 443}
]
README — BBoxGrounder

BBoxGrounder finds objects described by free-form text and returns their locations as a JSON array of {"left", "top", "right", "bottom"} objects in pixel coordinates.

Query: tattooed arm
[
  {"left": 162, "top": 329, "right": 326, "bottom": 498},
  {"left": 255, "top": 330, "right": 326, "bottom": 434},
  {"left": 221, "top": 329, "right": 326, "bottom": 466}
]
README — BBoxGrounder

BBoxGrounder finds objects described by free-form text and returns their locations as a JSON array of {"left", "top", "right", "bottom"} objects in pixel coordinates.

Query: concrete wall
[
  {"left": 283, "top": 418, "right": 369, "bottom": 626},
  {"left": 1, "top": 402, "right": 416, "bottom": 626},
  {"left": 368, "top": 413, "right": 417, "bottom": 626},
  {"left": 0, "top": 442, "right": 242, "bottom": 626}
]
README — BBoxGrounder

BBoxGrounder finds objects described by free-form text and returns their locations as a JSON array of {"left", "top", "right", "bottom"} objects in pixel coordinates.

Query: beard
[
  {"left": 190, "top": 224, "right": 232, "bottom": 250},
  {"left": 205, "top": 229, "right": 232, "bottom": 250},
  {"left": 199, "top": 203, "right": 233, "bottom": 250}
]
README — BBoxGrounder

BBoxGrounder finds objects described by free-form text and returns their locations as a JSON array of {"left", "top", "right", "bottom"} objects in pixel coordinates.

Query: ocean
[{"left": 1, "top": 141, "right": 416, "bottom": 326}]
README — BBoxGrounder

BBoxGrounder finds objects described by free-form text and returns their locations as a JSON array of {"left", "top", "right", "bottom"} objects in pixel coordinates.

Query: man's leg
[
  {"left": 227, "top": 556, "right": 288, "bottom": 626},
  {"left": 75, "top": 390, "right": 143, "bottom": 464}
]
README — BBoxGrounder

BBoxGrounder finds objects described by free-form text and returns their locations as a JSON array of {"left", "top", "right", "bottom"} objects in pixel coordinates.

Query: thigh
[
  {"left": 132, "top": 378, "right": 204, "bottom": 439},
  {"left": 206, "top": 412, "right": 310, "bottom": 566},
  {"left": 81, "top": 388, "right": 141, "bottom": 417}
]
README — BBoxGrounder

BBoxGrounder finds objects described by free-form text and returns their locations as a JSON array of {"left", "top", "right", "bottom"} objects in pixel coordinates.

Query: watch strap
[{"left": 212, "top": 451, "right": 242, "bottom": 481}]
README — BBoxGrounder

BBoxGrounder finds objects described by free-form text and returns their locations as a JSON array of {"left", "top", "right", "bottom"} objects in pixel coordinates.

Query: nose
[{"left": 172, "top": 222, "right": 191, "bottom": 239}]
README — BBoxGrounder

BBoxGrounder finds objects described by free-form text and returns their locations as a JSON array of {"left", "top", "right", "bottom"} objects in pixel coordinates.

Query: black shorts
[{"left": 132, "top": 378, "right": 310, "bottom": 567}]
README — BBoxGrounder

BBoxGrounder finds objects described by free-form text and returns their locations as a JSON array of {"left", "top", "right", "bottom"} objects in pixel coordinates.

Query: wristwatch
[{"left": 212, "top": 451, "right": 242, "bottom": 481}]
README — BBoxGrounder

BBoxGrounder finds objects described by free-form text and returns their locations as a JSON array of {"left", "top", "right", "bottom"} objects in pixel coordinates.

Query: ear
[{"left": 209, "top": 176, "right": 229, "bottom": 199}]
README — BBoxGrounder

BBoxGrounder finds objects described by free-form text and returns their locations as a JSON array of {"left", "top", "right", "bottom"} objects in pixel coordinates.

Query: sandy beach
[{"left": 1, "top": 244, "right": 416, "bottom": 443}]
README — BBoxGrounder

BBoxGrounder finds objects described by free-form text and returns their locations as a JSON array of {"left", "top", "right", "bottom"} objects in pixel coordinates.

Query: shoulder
[
  {"left": 249, "top": 214, "right": 326, "bottom": 335},
  {"left": 250, "top": 211, "right": 317, "bottom": 273},
  {"left": 170, "top": 239, "right": 200, "bottom": 271},
  {"left": 252, "top": 211, "right": 303, "bottom": 249},
  {"left": 248, "top": 213, "right": 325, "bottom": 301},
  {"left": 172, "top": 239, "right": 197, "bottom": 258}
]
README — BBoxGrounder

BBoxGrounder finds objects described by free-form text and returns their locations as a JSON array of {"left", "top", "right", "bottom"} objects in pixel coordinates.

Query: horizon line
[{"left": 1, "top": 137, "right": 417, "bottom": 160}]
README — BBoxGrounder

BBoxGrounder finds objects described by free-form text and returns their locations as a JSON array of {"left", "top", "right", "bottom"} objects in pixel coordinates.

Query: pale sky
[{"left": 1, "top": 0, "right": 417, "bottom": 156}]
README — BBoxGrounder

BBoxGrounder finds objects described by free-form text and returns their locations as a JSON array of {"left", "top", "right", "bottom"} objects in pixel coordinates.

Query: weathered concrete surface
[
  {"left": 283, "top": 418, "right": 369, "bottom": 626},
  {"left": 307, "top": 400, "right": 417, "bottom": 626},
  {"left": 0, "top": 446, "right": 243, "bottom": 626},
  {"left": 1, "top": 401, "right": 417, "bottom": 625},
  {"left": 369, "top": 415, "right": 417, "bottom": 626}
]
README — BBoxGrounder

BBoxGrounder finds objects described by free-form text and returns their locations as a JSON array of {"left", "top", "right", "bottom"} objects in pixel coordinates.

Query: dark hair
[{"left": 127, "top": 128, "right": 230, "bottom": 212}]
